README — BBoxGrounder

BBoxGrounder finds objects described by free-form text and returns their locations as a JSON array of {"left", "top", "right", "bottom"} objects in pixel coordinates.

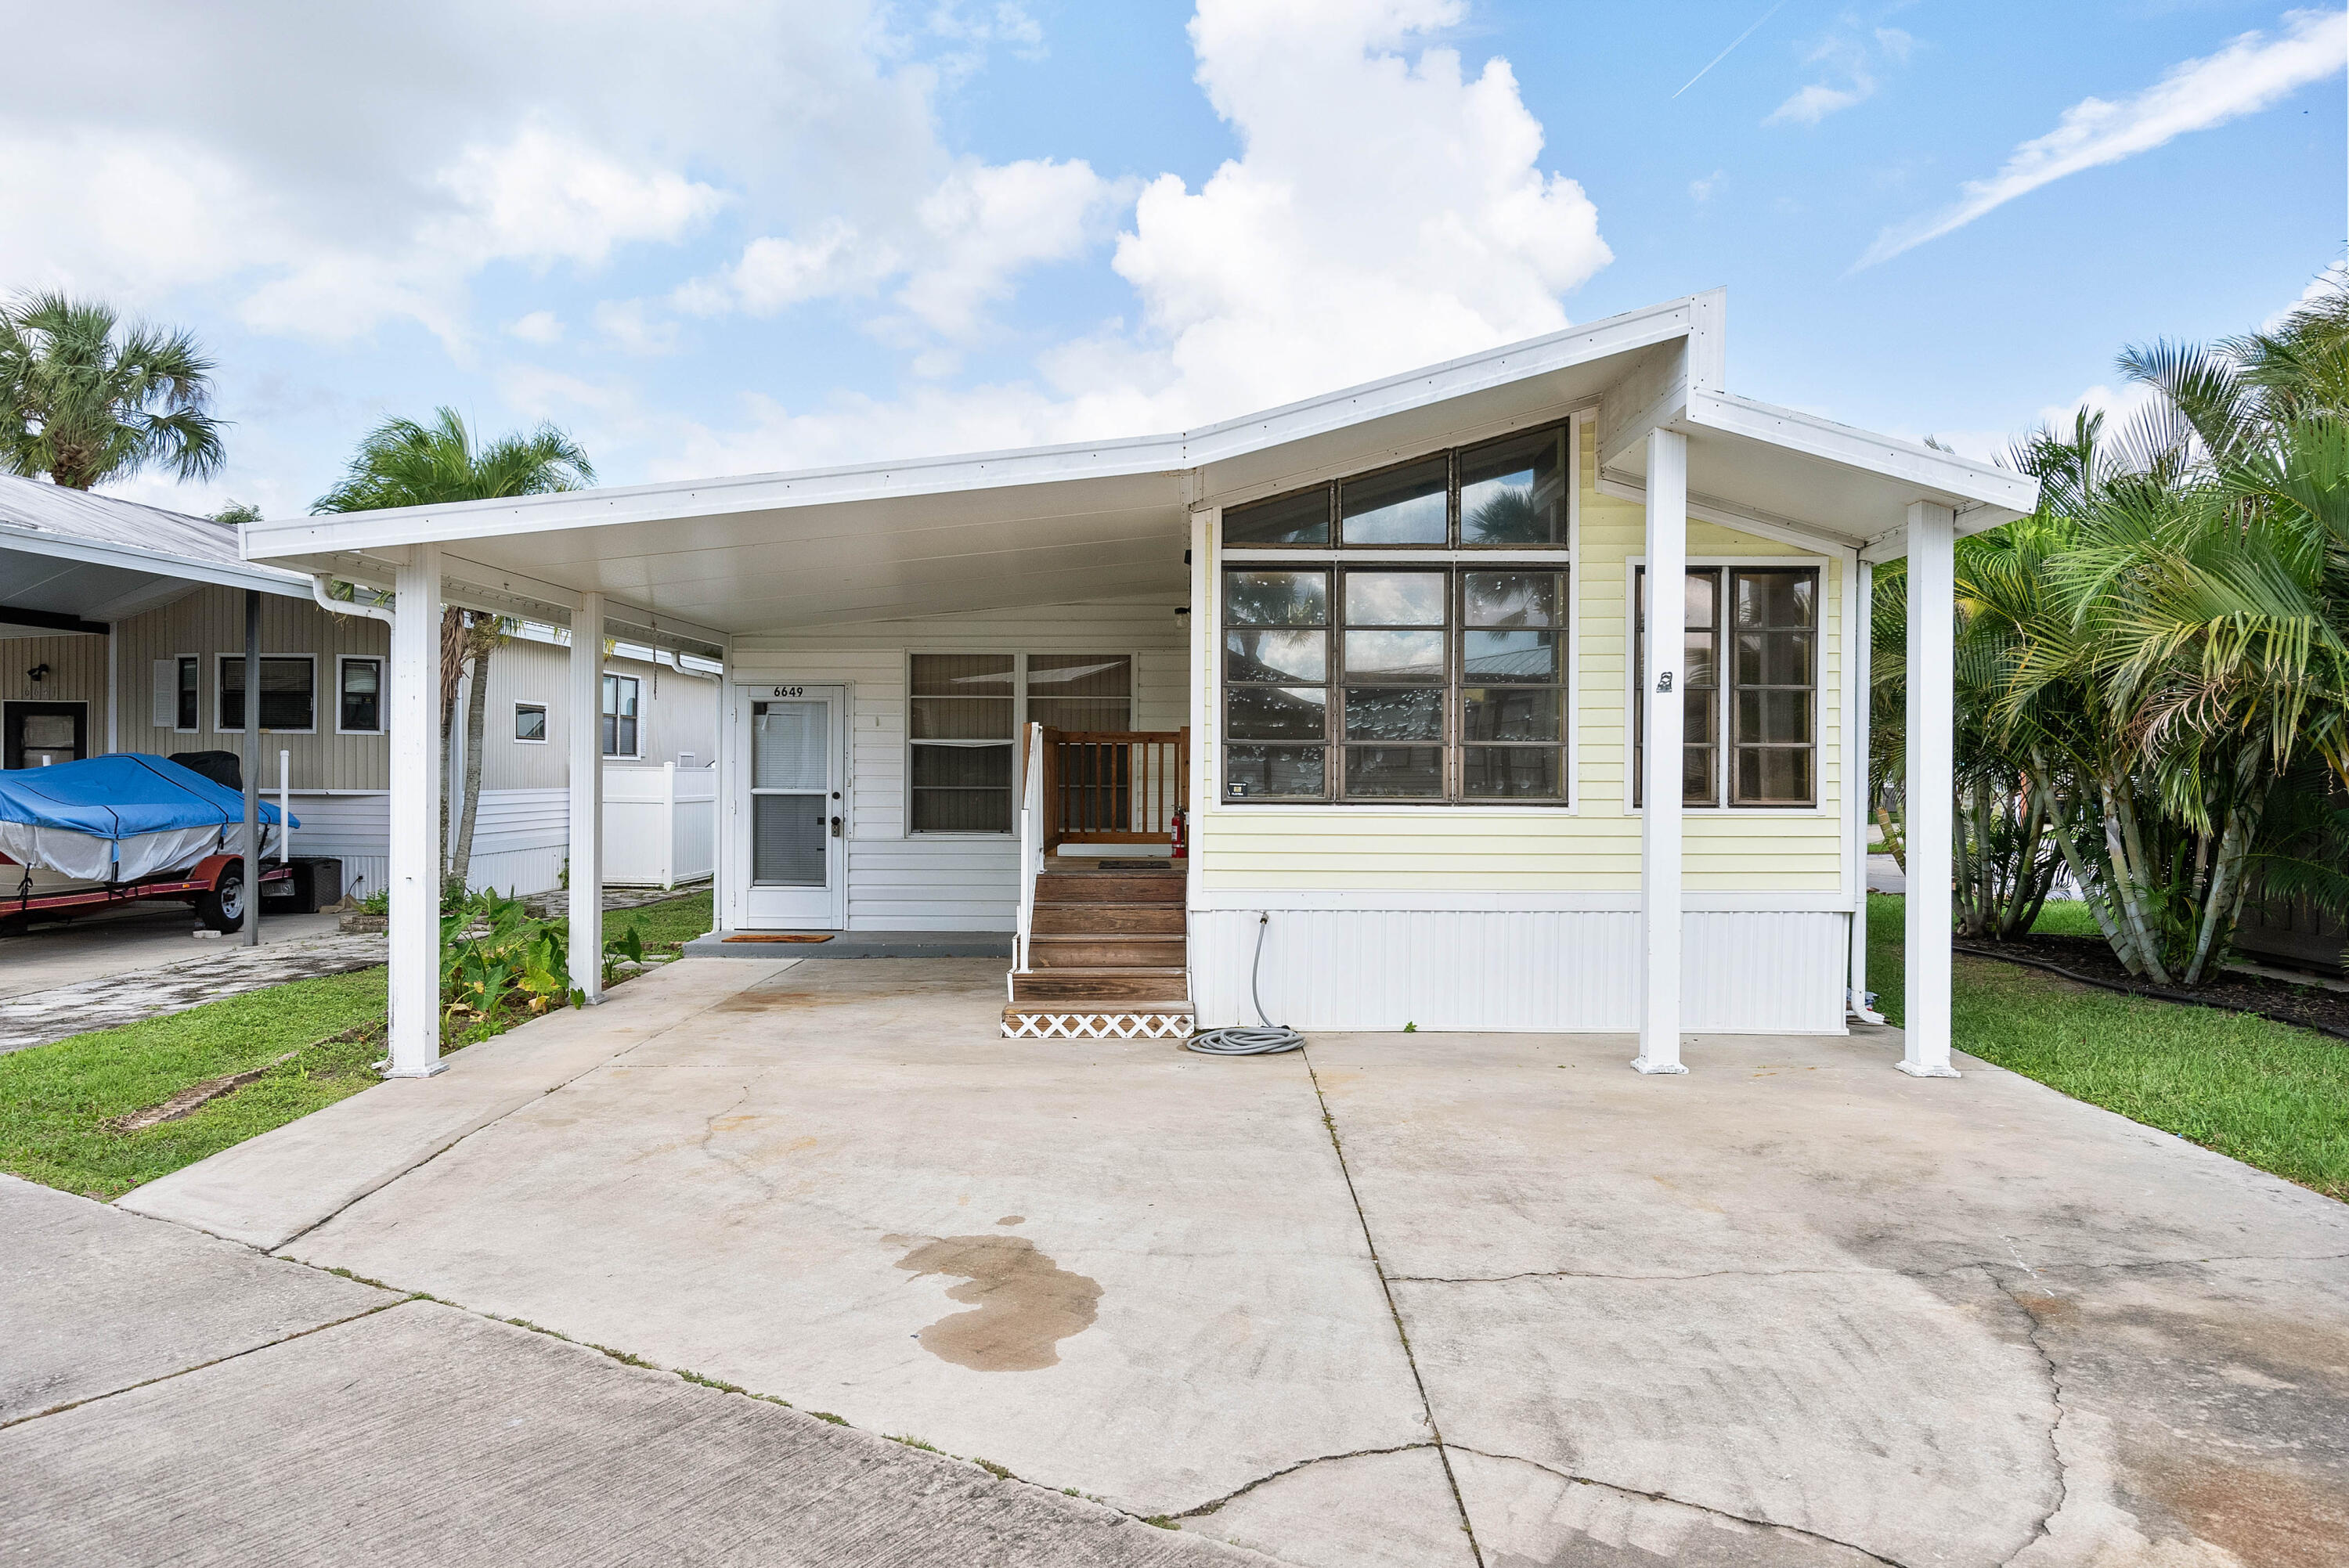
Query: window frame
[
  {"left": 334, "top": 654, "right": 384, "bottom": 736},
  {"left": 902, "top": 651, "right": 1140, "bottom": 838},
  {"left": 172, "top": 654, "right": 200, "bottom": 732},
  {"left": 215, "top": 653, "right": 319, "bottom": 735},
  {"left": 1218, "top": 561, "right": 1575, "bottom": 807},
  {"left": 1220, "top": 420, "right": 1576, "bottom": 554},
  {"left": 1626, "top": 557, "right": 1828, "bottom": 816},
  {"left": 601, "top": 671, "right": 642, "bottom": 759},
  {"left": 513, "top": 701, "right": 549, "bottom": 744}
]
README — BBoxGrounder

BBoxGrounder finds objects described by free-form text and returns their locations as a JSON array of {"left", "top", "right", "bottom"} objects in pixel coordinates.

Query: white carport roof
[
  {"left": 0, "top": 474, "right": 309, "bottom": 637},
  {"left": 243, "top": 290, "right": 2036, "bottom": 645}
]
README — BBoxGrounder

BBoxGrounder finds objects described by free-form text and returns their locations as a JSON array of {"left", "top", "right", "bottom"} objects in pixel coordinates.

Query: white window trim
[
  {"left": 513, "top": 701, "right": 550, "bottom": 745},
  {"left": 600, "top": 669, "right": 644, "bottom": 759},
  {"left": 902, "top": 649, "right": 1141, "bottom": 838},
  {"left": 215, "top": 652, "right": 320, "bottom": 736},
  {"left": 169, "top": 653, "right": 200, "bottom": 734},
  {"left": 334, "top": 654, "right": 385, "bottom": 736},
  {"left": 1622, "top": 554, "right": 1833, "bottom": 819}
]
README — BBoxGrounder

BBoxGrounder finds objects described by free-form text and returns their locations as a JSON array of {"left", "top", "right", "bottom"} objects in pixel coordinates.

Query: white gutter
[{"left": 311, "top": 573, "right": 395, "bottom": 625}]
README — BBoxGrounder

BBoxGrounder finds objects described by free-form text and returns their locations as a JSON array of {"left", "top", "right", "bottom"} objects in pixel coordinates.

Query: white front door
[{"left": 740, "top": 684, "right": 845, "bottom": 928}]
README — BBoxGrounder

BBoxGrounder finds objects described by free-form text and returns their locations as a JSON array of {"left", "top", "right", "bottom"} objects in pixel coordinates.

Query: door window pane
[
  {"left": 1458, "top": 427, "right": 1564, "bottom": 545},
  {"left": 752, "top": 795, "right": 827, "bottom": 885},
  {"left": 753, "top": 701, "right": 827, "bottom": 788},
  {"left": 1340, "top": 457, "right": 1449, "bottom": 545},
  {"left": 1225, "top": 488, "right": 1330, "bottom": 546}
]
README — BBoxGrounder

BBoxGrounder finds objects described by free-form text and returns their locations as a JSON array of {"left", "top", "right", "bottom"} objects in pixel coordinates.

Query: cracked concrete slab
[
  {"left": 0, "top": 1173, "right": 396, "bottom": 1426},
  {"left": 1306, "top": 1026, "right": 2349, "bottom": 1568},
  {"left": 0, "top": 1298, "right": 1273, "bottom": 1567},
  {"left": 1176, "top": 1447, "right": 1475, "bottom": 1568},
  {"left": 269, "top": 959, "right": 1433, "bottom": 1521},
  {"left": 1449, "top": 1447, "right": 1891, "bottom": 1567},
  {"left": 114, "top": 956, "right": 802, "bottom": 1249}
]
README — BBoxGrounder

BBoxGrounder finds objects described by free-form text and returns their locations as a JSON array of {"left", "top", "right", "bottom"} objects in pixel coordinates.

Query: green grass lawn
[
  {"left": 0, "top": 890, "right": 715, "bottom": 1202},
  {"left": 0, "top": 968, "right": 391, "bottom": 1200},
  {"left": 1866, "top": 892, "right": 2348, "bottom": 1202}
]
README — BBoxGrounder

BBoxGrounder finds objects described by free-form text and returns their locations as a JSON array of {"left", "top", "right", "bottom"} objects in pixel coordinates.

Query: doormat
[
  {"left": 723, "top": 933, "right": 835, "bottom": 943},
  {"left": 1095, "top": 860, "right": 1176, "bottom": 871}
]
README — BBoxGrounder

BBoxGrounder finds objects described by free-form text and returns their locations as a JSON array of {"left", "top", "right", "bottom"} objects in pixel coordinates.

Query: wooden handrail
[{"left": 1035, "top": 727, "right": 1189, "bottom": 851}]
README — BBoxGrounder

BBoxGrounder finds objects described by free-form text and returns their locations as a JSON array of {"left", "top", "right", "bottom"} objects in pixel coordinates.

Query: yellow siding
[{"left": 1200, "top": 418, "right": 1848, "bottom": 892}]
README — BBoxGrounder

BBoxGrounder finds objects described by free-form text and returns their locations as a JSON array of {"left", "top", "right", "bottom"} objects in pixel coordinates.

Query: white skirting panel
[{"left": 1190, "top": 907, "right": 1850, "bottom": 1034}]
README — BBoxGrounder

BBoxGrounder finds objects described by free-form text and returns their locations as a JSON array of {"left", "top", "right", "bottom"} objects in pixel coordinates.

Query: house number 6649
[{"left": 769, "top": 686, "right": 805, "bottom": 697}]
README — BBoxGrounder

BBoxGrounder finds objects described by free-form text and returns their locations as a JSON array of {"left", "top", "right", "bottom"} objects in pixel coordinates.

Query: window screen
[{"left": 907, "top": 654, "right": 1135, "bottom": 832}]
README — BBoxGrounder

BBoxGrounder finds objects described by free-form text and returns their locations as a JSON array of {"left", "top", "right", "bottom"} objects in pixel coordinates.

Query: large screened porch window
[{"left": 1219, "top": 422, "right": 1571, "bottom": 805}]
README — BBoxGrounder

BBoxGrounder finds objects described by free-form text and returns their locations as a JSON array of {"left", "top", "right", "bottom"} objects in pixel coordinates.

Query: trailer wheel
[{"left": 197, "top": 865, "right": 247, "bottom": 933}]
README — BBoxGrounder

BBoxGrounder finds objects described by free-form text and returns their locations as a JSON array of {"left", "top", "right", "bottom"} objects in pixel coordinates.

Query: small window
[
  {"left": 601, "top": 674, "right": 640, "bottom": 757},
  {"left": 218, "top": 656, "right": 316, "bottom": 732},
  {"left": 153, "top": 657, "right": 198, "bottom": 730},
  {"left": 514, "top": 702, "right": 548, "bottom": 743},
  {"left": 1634, "top": 566, "right": 1815, "bottom": 808},
  {"left": 908, "top": 654, "right": 1015, "bottom": 832},
  {"left": 338, "top": 658, "right": 382, "bottom": 734}
]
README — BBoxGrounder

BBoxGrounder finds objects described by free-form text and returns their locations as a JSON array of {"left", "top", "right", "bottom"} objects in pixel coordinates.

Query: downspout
[{"left": 311, "top": 574, "right": 395, "bottom": 625}]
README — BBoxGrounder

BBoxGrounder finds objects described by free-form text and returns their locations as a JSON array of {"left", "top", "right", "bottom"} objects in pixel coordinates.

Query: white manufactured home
[{"left": 243, "top": 291, "right": 2034, "bottom": 1077}]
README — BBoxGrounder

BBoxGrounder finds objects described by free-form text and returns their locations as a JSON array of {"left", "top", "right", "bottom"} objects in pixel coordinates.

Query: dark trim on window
[{"left": 1219, "top": 420, "right": 1571, "bottom": 553}]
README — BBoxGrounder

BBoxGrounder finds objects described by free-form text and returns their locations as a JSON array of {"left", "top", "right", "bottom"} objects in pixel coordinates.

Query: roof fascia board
[
  {"left": 244, "top": 295, "right": 1710, "bottom": 563},
  {"left": 1, "top": 521, "right": 309, "bottom": 597},
  {"left": 1687, "top": 391, "right": 2037, "bottom": 516},
  {"left": 319, "top": 550, "right": 727, "bottom": 654},
  {"left": 1595, "top": 342, "right": 1690, "bottom": 470}
]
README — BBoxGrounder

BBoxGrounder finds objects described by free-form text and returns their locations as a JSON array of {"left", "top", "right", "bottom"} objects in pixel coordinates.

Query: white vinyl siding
[{"left": 731, "top": 600, "right": 1185, "bottom": 930}]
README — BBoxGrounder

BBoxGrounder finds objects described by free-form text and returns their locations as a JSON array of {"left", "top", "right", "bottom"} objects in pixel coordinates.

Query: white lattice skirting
[{"left": 1002, "top": 1011, "right": 1194, "bottom": 1040}]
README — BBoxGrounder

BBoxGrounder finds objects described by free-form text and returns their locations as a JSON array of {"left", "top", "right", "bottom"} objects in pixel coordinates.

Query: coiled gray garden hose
[{"left": 1187, "top": 912, "right": 1305, "bottom": 1055}]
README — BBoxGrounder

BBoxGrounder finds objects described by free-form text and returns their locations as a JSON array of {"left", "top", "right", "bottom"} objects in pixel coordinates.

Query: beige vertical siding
[
  {"left": 0, "top": 631, "right": 111, "bottom": 762},
  {"left": 107, "top": 584, "right": 392, "bottom": 789}
]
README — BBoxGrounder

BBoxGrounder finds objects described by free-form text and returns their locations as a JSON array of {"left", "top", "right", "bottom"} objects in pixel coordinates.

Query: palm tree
[
  {"left": 0, "top": 293, "right": 226, "bottom": 490},
  {"left": 315, "top": 409, "right": 595, "bottom": 889}
]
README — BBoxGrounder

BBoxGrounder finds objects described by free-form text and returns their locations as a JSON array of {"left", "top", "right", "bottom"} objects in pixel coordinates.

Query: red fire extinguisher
[{"left": 1170, "top": 807, "right": 1188, "bottom": 860}]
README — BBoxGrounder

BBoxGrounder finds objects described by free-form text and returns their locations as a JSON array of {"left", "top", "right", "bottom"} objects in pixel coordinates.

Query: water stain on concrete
[{"left": 887, "top": 1234, "right": 1101, "bottom": 1372}]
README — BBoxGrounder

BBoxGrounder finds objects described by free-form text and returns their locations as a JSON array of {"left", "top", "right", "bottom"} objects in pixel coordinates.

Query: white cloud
[
  {"left": 637, "top": 0, "right": 1613, "bottom": 476},
  {"left": 2264, "top": 261, "right": 2349, "bottom": 330},
  {"left": 1689, "top": 170, "right": 1724, "bottom": 204},
  {"left": 1766, "top": 22, "right": 1911, "bottom": 126},
  {"left": 592, "top": 298, "right": 680, "bottom": 356},
  {"left": 1860, "top": 8, "right": 2347, "bottom": 269},
  {"left": 507, "top": 310, "right": 565, "bottom": 344}
]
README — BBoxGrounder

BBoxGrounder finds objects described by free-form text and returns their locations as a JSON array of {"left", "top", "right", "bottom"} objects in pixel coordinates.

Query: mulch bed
[{"left": 1954, "top": 933, "right": 2349, "bottom": 1042}]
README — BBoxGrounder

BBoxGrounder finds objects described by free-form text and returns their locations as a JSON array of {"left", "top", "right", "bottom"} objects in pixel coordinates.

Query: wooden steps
[{"left": 1005, "top": 858, "right": 1190, "bottom": 1035}]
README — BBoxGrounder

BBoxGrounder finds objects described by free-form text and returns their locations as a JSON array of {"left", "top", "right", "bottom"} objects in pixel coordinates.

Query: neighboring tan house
[
  {"left": 247, "top": 290, "right": 2040, "bottom": 1083},
  {"left": 0, "top": 474, "right": 719, "bottom": 897}
]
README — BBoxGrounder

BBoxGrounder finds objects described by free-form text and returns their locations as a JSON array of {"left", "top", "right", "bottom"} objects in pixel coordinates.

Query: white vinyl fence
[{"left": 603, "top": 762, "right": 716, "bottom": 889}]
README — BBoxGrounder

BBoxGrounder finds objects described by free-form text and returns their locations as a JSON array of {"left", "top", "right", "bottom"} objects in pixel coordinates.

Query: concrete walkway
[
  {"left": 0, "top": 1177, "right": 1262, "bottom": 1566},
  {"left": 40, "top": 957, "right": 2349, "bottom": 1565},
  {"left": 0, "top": 924, "right": 386, "bottom": 1054}
]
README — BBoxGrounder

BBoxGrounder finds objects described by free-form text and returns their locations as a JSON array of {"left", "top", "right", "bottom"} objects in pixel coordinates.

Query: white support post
[
  {"left": 387, "top": 546, "right": 445, "bottom": 1077},
  {"left": 568, "top": 593, "right": 605, "bottom": 1003},
  {"left": 1849, "top": 559, "right": 1881, "bottom": 1022},
  {"left": 1900, "top": 502, "right": 1960, "bottom": 1077},
  {"left": 1634, "top": 427, "right": 1688, "bottom": 1075}
]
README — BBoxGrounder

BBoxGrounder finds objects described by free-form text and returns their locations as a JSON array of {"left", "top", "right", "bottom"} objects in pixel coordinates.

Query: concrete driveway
[{"left": 70, "top": 956, "right": 2349, "bottom": 1566}]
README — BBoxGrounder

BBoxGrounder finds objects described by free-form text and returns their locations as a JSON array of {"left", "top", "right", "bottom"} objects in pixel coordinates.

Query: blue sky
[{"left": 5, "top": 1, "right": 2340, "bottom": 517}]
